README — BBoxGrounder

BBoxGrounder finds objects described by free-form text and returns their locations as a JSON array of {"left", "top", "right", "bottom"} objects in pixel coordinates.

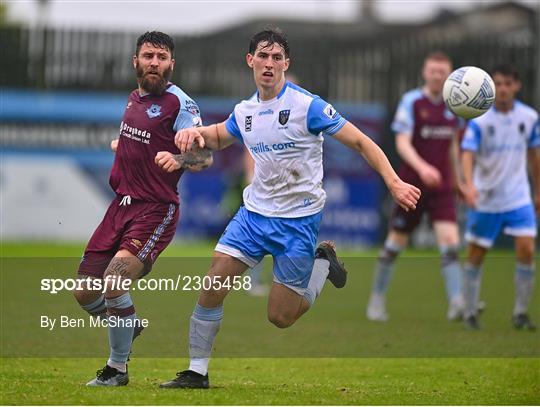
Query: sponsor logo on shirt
[
  {"left": 279, "top": 109, "right": 290, "bottom": 125},
  {"left": 258, "top": 109, "right": 274, "bottom": 116},
  {"left": 249, "top": 141, "right": 296, "bottom": 154},
  {"left": 185, "top": 99, "right": 200, "bottom": 116},
  {"left": 420, "top": 125, "right": 455, "bottom": 139},
  {"left": 245, "top": 116, "right": 252, "bottom": 132},
  {"left": 120, "top": 121, "right": 151, "bottom": 144},
  {"left": 146, "top": 104, "right": 162, "bottom": 118}
]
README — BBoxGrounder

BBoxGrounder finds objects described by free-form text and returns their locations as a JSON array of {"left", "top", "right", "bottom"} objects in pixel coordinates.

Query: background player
[
  {"left": 72, "top": 31, "right": 212, "bottom": 386},
  {"left": 159, "top": 28, "right": 420, "bottom": 389},
  {"left": 366, "top": 52, "right": 465, "bottom": 322},
  {"left": 460, "top": 64, "right": 539, "bottom": 330}
]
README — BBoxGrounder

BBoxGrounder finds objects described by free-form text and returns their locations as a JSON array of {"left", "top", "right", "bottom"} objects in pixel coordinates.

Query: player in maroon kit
[
  {"left": 366, "top": 52, "right": 466, "bottom": 322},
  {"left": 72, "top": 31, "right": 212, "bottom": 386}
]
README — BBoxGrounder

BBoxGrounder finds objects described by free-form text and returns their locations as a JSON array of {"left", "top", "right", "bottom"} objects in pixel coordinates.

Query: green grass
[
  {"left": 1, "top": 242, "right": 539, "bottom": 405},
  {"left": 1, "top": 358, "right": 539, "bottom": 405}
]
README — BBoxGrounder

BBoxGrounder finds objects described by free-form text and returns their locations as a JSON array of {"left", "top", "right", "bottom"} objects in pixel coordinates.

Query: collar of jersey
[
  {"left": 138, "top": 82, "right": 173, "bottom": 98},
  {"left": 256, "top": 81, "right": 289, "bottom": 103}
]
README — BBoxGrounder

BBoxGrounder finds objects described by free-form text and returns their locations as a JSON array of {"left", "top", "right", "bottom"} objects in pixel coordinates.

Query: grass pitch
[{"left": 1, "top": 241, "right": 539, "bottom": 405}]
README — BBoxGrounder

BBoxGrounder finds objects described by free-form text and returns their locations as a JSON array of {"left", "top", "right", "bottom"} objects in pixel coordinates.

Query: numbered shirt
[
  {"left": 461, "top": 100, "right": 539, "bottom": 212},
  {"left": 225, "top": 81, "right": 347, "bottom": 218},
  {"left": 110, "top": 83, "right": 202, "bottom": 204},
  {"left": 392, "top": 88, "right": 462, "bottom": 190}
]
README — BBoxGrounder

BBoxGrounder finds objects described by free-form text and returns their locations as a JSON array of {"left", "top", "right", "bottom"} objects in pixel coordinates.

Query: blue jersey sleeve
[
  {"left": 461, "top": 120, "right": 482, "bottom": 151},
  {"left": 224, "top": 111, "right": 243, "bottom": 142},
  {"left": 528, "top": 117, "right": 540, "bottom": 148},
  {"left": 391, "top": 91, "right": 418, "bottom": 135},
  {"left": 306, "top": 97, "right": 347, "bottom": 136},
  {"left": 172, "top": 96, "right": 202, "bottom": 132}
]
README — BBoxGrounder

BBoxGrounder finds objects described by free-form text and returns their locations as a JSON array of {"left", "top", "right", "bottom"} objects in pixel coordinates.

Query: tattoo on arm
[{"left": 173, "top": 147, "right": 213, "bottom": 171}]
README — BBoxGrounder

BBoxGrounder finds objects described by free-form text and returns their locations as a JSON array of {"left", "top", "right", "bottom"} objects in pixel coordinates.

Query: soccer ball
[{"left": 443, "top": 66, "right": 496, "bottom": 119}]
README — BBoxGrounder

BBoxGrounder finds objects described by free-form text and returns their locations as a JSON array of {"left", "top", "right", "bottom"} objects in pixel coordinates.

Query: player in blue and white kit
[
  {"left": 461, "top": 64, "right": 540, "bottom": 330},
  {"left": 160, "top": 29, "right": 420, "bottom": 389}
]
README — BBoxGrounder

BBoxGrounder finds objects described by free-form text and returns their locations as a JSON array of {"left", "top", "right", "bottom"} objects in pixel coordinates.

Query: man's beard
[{"left": 136, "top": 64, "right": 172, "bottom": 95}]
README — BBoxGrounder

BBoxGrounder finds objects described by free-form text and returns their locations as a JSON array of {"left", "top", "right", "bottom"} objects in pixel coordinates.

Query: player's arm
[
  {"left": 174, "top": 122, "right": 236, "bottom": 153},
  {"left": 333, "top": 122, "right": 421, "bottom": 211},
  {"left": 527, "top": 147, "right": 540, "bottom": 215},
  {"left": 450, "top": 129, "right": 466, "bottom": 197},
  {"left": 155, "top": 144, "right": 213, "bottom": 173},
  {"left": 396, "top": 132, "right": 441, "bottom": 187},
  {"left": 460, "top": 150, "right": 477, "bottom": 208}
]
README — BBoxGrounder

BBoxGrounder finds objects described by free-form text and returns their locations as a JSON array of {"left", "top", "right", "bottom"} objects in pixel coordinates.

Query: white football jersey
[
  {"left": 225, "top": 81, "right": 347, "bottom": 218},
  {"left": 461, "top": 100, "right": 540, "bottom": 212}
]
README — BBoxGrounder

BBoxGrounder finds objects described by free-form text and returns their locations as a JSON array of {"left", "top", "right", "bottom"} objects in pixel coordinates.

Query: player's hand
[
  {"left": 155, "top": 151, "right": 181, "bottom": 173},
  {"left": 418, "top": 164, "right": 442, "bottom": 188},
  {"left": 461, "top": 183, "right": 478, "bottom": 208},
  {"left": 174, "top": 128, "right": 205, "bottom": 153},
  {"left": 534, "top": 193, "right": 540, "bottom": 216},
  {"left": 389, "top": 179, "right": 421, "bottom": 212},
  {"left": 111, "top": 139, "right": 119, "bottom": 153}
]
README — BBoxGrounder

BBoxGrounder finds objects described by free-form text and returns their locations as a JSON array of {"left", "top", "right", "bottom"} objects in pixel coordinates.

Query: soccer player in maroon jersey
[
  {"left": 366, "top": 52, "right": 466, "bottom": 322},
  {"left": 72, "top": 31, "right": 212, "bottom": 386}
]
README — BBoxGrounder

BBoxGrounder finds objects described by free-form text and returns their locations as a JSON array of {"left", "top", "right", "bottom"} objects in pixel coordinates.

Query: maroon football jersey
[
  {"left": 391, "top": 88, "right": 462, "bottom": 190},
  {"left": 109, "top": 83, "right": 202, "bottom": 204}
]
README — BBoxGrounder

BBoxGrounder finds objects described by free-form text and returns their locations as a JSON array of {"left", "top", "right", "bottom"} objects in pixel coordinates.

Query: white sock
[
  {"left": 514, "top": 262, "right": 535, "bottom": 315},
  {"left": 189, "top": 358, "right": 210, "bottom": 376},
  {"left": 107, "top": 359, "right": 127, "bottom": 373},
  {"left": 304, "top": 258, "right": 330, "bottom": 305}
]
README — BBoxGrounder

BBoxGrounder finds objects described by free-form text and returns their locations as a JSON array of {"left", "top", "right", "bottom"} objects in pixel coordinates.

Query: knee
[
  {"left": 267, "top": 311, "right": 296, "bottom": 329},
  {"left": 73, "top": 286, "right": 99, "bottom": 306}
]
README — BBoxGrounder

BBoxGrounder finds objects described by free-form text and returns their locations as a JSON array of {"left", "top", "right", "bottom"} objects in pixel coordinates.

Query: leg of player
[
  {"left": 433, "top": 221, "right": 464, "bottom": 321},
  {"left": 512, "top": 236, "right": 537, "bottom": 331},
  {"left": 86, "top": 250, "right": 145, "bottom": 387},
  {"left": 73, "top": 276, "right": 107, "bottom": 320},
  {"left": 268, "top": 240, "right": 348, "bottom": 328},
  {"left": 366, "top": 230, "right": 408, "bottom": 321},
  {"left": 160, "top": 252, "right": 248, "bottom": 389},
  {"left": 462, "top": 243, "right": 487, "bottom": 329}
]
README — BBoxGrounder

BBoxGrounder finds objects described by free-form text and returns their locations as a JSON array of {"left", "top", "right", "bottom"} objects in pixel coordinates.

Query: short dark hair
[
  {"left": 249, "top": 28, "right": 290, "bottom": 58},
  {"left": 136, "top": 31, "right": 174, "bottom": 57},
  {"left": 491, "top": 64, "right": 519, "bottom": 80},
  {"left": 424, "top": 51, "right": 452, "bottom": 65}
]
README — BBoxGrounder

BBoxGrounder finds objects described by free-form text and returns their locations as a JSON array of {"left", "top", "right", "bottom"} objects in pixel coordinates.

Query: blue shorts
[
  {"left": 215, "top": 206, "right": 323, "bottom": 294},
  {"left": 465, "top": 204, "right": 537, "bottom": 248}
]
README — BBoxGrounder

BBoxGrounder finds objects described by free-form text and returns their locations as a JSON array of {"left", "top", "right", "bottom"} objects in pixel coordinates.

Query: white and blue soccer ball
[{"left": 443, "top": 66, "right": 496, "bottom": 119}]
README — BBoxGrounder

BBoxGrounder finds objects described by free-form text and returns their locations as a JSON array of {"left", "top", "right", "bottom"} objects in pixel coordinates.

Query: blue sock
[
  {"left": 440, "top": 245, "right": 462, "bottom": 301},
  {"left": 371, "top": 239, "right": 403, "bottom": 296},
  {"left": 105, "top": 293, "right": 136, "bottom": 371},
  {"left": 514, "top": 262, "right": 535, "bottom": 315},
  {"left": 188, "top": 303, "right": 223, "bottom": 376},
  {"left": 463, "top": 262, "right": 481, "bottom": 318}
]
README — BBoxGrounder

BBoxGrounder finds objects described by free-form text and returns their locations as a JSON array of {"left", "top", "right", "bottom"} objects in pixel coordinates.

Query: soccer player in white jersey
[
  {"left": 160, "top": 28, "right": 421, "bottom": 389},
  {"left": 461, "top": 64, "right": 540, "bottom": 330}
]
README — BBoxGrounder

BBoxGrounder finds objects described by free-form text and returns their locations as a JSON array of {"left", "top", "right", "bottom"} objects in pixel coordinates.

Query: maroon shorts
[
  {"left": 390, "top": 187, "right": 456, "bottom": 233},
  {"left": 78, "top": 195, "right": 179, "bottom": 278}
]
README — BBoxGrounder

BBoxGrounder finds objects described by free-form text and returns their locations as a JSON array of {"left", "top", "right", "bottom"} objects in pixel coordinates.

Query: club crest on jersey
[
  {"left": 245, "top": 115, "right": 252, "bottom": 132},
  {"left": 146, "top": 104, "right": 162, "bottom": 118},
  {"left": 323, "top": 104, "right": 338, "bottom": 119},
  {"left": 279, "top": 110, "right": 290, "bottom": 125}
]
